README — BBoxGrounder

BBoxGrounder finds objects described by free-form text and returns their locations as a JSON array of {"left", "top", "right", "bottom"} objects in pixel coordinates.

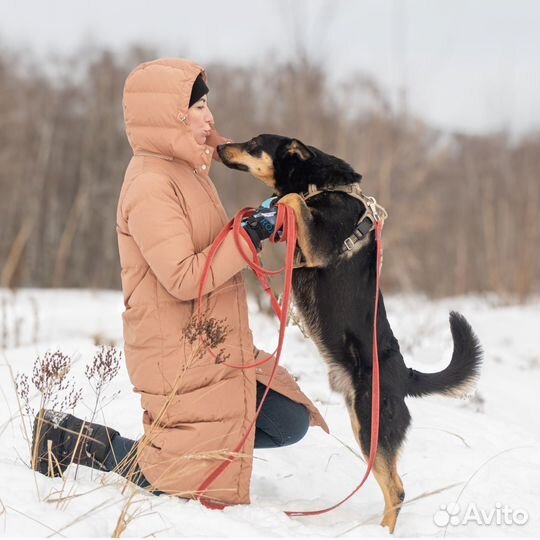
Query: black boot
[{"left": 31, "top": 409, "right": 119, "bottom": 477}]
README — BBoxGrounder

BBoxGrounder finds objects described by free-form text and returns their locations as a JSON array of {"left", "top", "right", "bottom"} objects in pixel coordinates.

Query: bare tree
[{"left": 0, "top": 43, "right": 538, "bottom": 301}]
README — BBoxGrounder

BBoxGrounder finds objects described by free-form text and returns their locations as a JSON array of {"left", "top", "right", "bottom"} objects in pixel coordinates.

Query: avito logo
[{"left": 433, "top": 502, "right": 529, "bottom": 527}]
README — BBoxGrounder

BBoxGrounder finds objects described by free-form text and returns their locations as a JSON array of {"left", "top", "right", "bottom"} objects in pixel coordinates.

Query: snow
[{"left": 0, "top": 288, "right": 539, "bottom": 537}]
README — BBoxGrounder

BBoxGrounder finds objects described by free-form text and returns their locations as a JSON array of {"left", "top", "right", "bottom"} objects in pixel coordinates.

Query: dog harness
[{"left": 294, "top": 182, "right": 388, "bottom": 266}]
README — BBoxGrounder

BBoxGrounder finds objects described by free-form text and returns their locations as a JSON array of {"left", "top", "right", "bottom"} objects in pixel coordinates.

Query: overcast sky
[{"left": 1, "top": 0, "right": 539, "bottom": 135}]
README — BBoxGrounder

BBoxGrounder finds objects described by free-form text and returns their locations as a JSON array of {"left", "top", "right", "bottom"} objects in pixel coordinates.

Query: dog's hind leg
[
  {"left": 345, "top": 396, "right": 363, "bottom": 448},
  {"left": 372, "top": 451, "right": 405, "bottom": 533},
  {"left": 352, "top": 393, "right": 410, "bottom": 534}
]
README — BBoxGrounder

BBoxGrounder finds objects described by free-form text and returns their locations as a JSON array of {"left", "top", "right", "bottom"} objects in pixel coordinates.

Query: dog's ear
[{"left": 286, "top": 139, "right": 314, "bottom": 161}]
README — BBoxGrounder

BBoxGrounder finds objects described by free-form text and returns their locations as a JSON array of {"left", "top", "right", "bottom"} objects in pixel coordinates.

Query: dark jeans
[{"left": 102, "top": 382, "right": 310, "bottom": 490}]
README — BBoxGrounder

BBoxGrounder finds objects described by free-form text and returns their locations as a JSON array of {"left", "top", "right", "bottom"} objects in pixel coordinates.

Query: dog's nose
[{"left": 217, "top": 144, "right": 231, "bottom": 161}]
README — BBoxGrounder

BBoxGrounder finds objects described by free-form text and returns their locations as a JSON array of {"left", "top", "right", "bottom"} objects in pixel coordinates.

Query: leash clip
[{"left": 366, "top": 196, "right": 388, "bottom": 223}]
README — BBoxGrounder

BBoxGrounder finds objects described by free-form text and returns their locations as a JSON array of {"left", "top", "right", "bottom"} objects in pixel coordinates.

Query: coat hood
[{"left": 123, "top": 58, "right": 213, "bottom": 170}]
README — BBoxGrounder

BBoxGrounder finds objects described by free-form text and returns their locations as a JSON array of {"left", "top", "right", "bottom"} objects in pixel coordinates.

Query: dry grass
[
  {"left": 111, "top": 491, "right": 136, "bottom": 538},
  {"left": 7, "top": 504, "right": 65, "bottom": 537},
  {"left": 412, "top": 426, "right": 472, "bottom": 449}
]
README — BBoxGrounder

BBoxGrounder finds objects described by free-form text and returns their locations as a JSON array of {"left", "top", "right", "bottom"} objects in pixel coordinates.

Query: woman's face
[{"left": 187, "top": 95, "right": 215, "bottom": 145}]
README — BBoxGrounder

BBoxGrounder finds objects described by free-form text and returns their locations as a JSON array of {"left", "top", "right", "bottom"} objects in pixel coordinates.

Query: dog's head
[{"left": 217, "top": 134, "right": 361, "bottom": 195}]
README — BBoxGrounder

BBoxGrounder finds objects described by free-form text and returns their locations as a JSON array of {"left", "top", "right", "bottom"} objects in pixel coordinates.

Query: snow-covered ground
[{"left": 0, "top": 288, "right": 538, "bottom": 537}]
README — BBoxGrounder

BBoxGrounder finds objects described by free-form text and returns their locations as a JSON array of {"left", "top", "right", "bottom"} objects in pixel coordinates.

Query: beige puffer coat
[{"left": 116, "top": 58, "right": 328, "bottom": 504}]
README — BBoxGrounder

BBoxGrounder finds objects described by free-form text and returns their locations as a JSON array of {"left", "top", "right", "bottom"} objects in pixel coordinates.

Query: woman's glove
[{"left": 241, "top": 196, "right": 281, "bottom": 251}]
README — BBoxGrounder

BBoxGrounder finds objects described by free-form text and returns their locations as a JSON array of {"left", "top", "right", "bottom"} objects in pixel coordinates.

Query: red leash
[
  {"left": 194, "top": 204, "right": 385, "bottom": 517},
  {"left": 196, "top": 204, "right": 294, "bottom": 368},
  {"left": 195, "top": 203, "right": 297, "bottom": 504},
  {"left": 285, "top": 219, "right": 384, "bottom": 516}
]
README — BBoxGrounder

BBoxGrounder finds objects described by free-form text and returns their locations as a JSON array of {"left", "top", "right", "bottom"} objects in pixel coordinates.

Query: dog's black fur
[{"left": 217, "top": 134, "right": 482, "bottom": 533}]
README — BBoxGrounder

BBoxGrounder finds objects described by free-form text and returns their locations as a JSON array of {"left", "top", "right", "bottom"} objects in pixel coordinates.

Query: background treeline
[{"left": 0, "top": 45, "right": 538, "bottom": 301}]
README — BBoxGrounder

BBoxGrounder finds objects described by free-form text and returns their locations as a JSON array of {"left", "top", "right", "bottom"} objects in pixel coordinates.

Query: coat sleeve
[{"left": 121, "top": 172, "right": 253, "bottom": 301}]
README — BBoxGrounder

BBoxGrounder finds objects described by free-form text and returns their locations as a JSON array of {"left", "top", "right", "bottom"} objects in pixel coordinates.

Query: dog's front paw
[{"left": 278, "top": 193, "right": 306, "bottom": 211}]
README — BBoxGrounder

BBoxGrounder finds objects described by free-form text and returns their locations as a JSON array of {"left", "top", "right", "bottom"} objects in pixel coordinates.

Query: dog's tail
[{"left": 406, "top": 311, "right": 482, "bottom": 398}]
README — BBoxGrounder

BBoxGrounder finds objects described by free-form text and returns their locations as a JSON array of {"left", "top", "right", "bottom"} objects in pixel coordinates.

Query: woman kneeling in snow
[{"left": 31, "top": 58, "right": 328, "bottom": 504}]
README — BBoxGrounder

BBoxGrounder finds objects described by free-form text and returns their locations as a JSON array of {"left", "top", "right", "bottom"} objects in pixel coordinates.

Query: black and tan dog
[{"left": 217, "top": 135, "right": 482, "bottom": 533}]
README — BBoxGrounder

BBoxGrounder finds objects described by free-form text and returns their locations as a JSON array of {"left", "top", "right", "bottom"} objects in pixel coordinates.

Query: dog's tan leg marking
[
  {"left": 345, "top": 399, "right": 362, "bottom": 448},
  {"left": 345, "top": 400, "right": 404, "bottom": 534},
  {"left": 372, "top": 453, "right": 405, "bottom": 534},
  {"left": 279, "top": 193, "right": 322, "bottom": 267}
]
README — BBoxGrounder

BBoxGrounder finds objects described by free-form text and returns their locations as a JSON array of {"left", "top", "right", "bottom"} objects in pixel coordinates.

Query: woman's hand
[
  {"left": 205, "top": 129, "right": 233, "bottom": 161},
  {"left": 241, "top": 197, "right": 282, "bottom": 251}
]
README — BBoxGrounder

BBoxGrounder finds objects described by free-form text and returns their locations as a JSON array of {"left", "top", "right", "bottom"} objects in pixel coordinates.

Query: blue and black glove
[{"left": 242, "top": 196, "right": 282, "bottom": 251}]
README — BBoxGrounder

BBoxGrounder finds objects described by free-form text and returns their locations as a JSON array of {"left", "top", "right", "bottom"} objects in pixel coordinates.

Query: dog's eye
[{"left": 246, "top": 141, "right": 259, "bottom": 154}]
